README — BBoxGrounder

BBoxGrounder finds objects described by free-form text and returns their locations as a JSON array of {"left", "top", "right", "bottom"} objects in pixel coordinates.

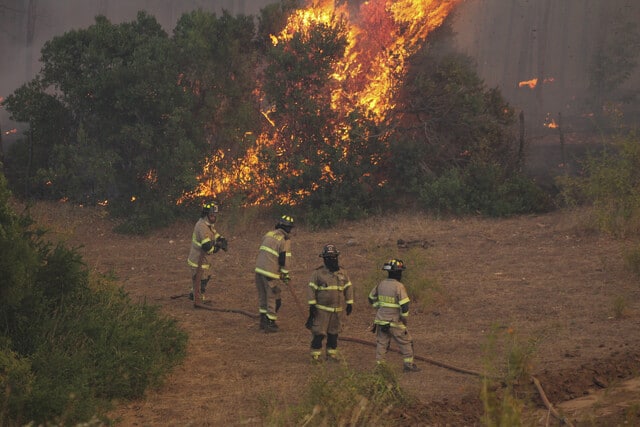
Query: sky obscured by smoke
[{"left": 1, "top": 0, "right": 639, "bottom": 144}]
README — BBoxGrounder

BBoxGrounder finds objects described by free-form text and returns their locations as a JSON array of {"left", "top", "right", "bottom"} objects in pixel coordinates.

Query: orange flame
[
  {"left": 4, "top": 128, "right": 17, "bottom": 135},
  {"left": 186, "top": 0, "right": 460, "bottom": 205},
  {"left": 518, "top": 77, "right": 555, "bottom": 89}
]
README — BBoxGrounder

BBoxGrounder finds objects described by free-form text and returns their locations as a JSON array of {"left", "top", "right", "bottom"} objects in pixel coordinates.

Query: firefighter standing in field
[
  {"left": 187, "top": 201, "right": 227, "bottom": 305},
  {"left": 368, "top": 259, "right": 420, "bottom": 372},
  {"left": 306, "top": 244, "right": 354, "bottom": 363},
  {"left": 254, "top": 215, "right": 294, "bottom": 332}
]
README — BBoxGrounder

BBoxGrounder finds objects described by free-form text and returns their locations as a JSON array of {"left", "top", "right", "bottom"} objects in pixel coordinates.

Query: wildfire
[
  {"left": 543, "top": 113, "right": 559, "bottom": 129},
  {"left": 187, "top": 0, "right": 460, "bottom": 205},
  {"left": 518, "top": 77, "right": 555, "bottom": 89}
]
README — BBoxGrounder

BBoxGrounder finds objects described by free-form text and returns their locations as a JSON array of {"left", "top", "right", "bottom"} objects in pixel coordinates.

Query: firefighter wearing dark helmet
[
  {"left": 254, "top": 215, "right": 294, "bottom": 332},
  {"left": 306, "top": 244, "right": 354, "bottom": 363},
  {"left": 187, "top": 201, "right": 227, "bottom": 304},
  {"left": 368, "top": 259, "right": 420, "bottom": 372}
]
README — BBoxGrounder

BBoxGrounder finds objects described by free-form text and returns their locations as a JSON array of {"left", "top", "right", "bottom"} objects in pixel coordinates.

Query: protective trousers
[
  {"left": 310, "top": 310, "right": 341, "bottom": 360},
  {"left": 376, "top": 325, "right": 414, "bottom": 365},
  {"left": 255, "top": 273, "right": 281, "bottom": 321}
]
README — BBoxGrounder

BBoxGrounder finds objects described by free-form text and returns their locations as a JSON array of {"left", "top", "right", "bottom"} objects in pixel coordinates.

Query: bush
[
  {"left": 419, "top": 162, "right": 551, "bottom": 217},
  {"left": 0, "top": 173, "right": 188, "bottom": 425},
  {"left": 556, "top": 132, "right": 640, "bottom": 236},
  {"left": 263, "top": 364, "right": 415, "bottom": 426}
]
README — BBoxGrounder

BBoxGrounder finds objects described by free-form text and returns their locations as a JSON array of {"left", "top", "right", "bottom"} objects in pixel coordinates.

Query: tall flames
[{"left": 184, "top": 0, "right": 460, "bottom": 205}]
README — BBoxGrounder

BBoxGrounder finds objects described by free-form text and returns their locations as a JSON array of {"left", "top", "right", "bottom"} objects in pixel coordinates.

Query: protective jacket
[
  {"left": 307, "top": 266, "right": 354, "bottom": 312},
  {"left": 255, "top": 229, "right": 291, "bottom": 280},
  {"left": 368, "top": 278, "right": 410, "bottom": 329},
  {"left": 187, "top": 217, "right": 221, "bottom": 270}
]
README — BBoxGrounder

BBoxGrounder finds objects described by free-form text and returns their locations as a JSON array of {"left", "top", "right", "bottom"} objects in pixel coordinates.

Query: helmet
[
  {"left": 382, "top": 259, "right": 406, "bottom": 272},
  {"left": 202, "top": 201, "right": 219, "bottom": 216},
  {"left": 320, "top": 244, "right": 340, "bottom": 258},
  {"left": 276, "top": 215, "right": 294, "bottom": 230}
]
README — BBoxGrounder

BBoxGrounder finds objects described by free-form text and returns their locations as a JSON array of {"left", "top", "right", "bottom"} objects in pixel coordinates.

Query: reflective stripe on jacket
[
  {"left": 255, "top": 229, "right": 291, "bottom": 279},
  {"left": 187, "top": 217, "right": 220, "bottom": 269},
  {"left": 307, "top": 266, "right": 354, "bottom": 309},
  {"left": 368, "top": 278, "right": 410, "bottom": 323}
]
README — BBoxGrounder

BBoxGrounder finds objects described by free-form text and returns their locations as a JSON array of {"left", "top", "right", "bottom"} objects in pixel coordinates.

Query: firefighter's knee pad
[
  {"left": 327, "top": 333, "right": 338, "bottom": 349},
  {"left": 311, "top": 334, "right": 325, "bottom": 349}
]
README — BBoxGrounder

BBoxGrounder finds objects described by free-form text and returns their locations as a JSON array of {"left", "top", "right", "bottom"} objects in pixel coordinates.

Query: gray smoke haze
[{"left": 1, "top": 0, "right": 639, "bottom": 147}]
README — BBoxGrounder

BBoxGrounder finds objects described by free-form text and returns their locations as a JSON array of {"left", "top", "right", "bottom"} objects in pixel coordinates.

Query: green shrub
[
  {"left": 0, "top": 346, "right": 35, "bottom": 426},
  {"left": 419, "top": 162, "right": 550, "bottom": 217},
  {"left": 557, "top": 132, "right": 640, "bottom": 237},
  {"left": 481, "top": 326, "right": 540, "bottom": 427},
  {"left": 0, "top": 173, "right": 188, "bottom": 425},
  {"left": 264, "top": 364, "right": 414, "bottom": 426}
]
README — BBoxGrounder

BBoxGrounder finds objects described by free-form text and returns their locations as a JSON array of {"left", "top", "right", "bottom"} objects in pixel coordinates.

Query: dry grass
[{"left": 21, "top": 200, "right": 640, "bottom": 425}]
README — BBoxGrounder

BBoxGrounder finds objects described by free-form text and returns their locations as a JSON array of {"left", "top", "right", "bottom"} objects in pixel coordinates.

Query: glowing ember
[
  {"left": 4, "top": 128, "right": 17, "bottom": 135},
  {"left": 188, "top": 0, "right": 461, "bottom": 205}
]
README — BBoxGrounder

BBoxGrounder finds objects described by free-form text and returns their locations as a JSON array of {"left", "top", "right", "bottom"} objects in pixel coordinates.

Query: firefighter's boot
[
  {"left": 264, "top": 318, "right": 279, "bottom": 333},
  {"left": 259, "top": 314, "right": 268, "bottom": 330},
  {"left": 403, "top": 363, "right": 421, "bottom": 373}
]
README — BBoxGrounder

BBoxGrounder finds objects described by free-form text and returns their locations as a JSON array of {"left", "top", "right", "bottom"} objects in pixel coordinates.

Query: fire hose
[{"left": 170, "top": 291, "right": 570, "bottom": 425}]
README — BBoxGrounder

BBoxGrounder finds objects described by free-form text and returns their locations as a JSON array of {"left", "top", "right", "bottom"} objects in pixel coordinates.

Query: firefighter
[
  {"left": 306, "top": 244, "right": 354, "bottom": 363},
  {"left": 187, "top": 201, "right": 227, "bottom": 305},
  {"left": 254, "top": 215, "right": 294, "bottom": 332},
  {"left": 368, "top": 259, "right": 420, "bottom": 372}
]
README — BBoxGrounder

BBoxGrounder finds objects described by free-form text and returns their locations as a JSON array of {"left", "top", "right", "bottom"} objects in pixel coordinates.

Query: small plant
[
  {"left": 556, "top": 132, "right": 640, "bottom": 237},
  {"left": 263, "top": 364, "right": 415, "bottom": 426},
  {"left": 481, "top": 326, "right": 540, "bottom": 426},
  {"left": 624, "top": 243, "right": 640, "bottom": 277},
  {"left": 612, "top": 295, "right": 628, "bottom": 319}
]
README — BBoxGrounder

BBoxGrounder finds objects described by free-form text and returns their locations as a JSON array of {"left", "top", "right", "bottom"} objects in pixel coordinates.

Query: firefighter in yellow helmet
[
  {"left": 187, "top": 201, "right": 227, "bottom": 305},
  {"left": 368, "top": 259, "right": 420, "bottom": 372},
  {"left": 306, "top": 244, "right": 354, "bottom": 363},
  {"left": 254, "top": 215, "right": 294, "bottom": 332}
]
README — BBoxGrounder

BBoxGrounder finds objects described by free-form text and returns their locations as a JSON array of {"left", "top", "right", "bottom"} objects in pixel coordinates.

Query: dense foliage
[
  {"left": 2, "top": 1, "right": 549, "bottom": 232},
  {"left": 0, "top": 173, "right": 187, "bottom": 425}
]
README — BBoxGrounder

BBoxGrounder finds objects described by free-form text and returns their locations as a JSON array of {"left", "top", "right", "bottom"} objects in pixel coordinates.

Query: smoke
[
  {"left": 451, "top": 0, "right": 640, "bottom": 133},
  {"left": 2, "top": 0, "right": 639, "bottom": 151}
]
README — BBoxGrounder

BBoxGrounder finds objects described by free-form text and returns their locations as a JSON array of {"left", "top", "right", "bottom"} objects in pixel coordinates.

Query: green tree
[
  {"left": 387, "top": 23, "right": 548, "bottom": 217},
  {"left": 261, "top": 10, "right": 385, "bottom": 224},
  {"left": 4, "top": 12, "right": 203, "bottom": 231},
  {"left": 173, "top": 10, "right": 262, "bottom": 170}
]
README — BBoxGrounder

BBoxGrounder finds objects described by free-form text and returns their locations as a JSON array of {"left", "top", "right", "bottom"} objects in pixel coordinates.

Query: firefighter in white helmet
[
  {"left": 306, "top": 244, "right": 354, "bottom": 363},
  {"left": 187, "top": 201, "right": 227, "bottom": 305},
  {"left": 254, "top": 214, "right": 294, "bottom": 332},
  {"left": 368, "top": 259, "right": 420, "bottom": 372}
]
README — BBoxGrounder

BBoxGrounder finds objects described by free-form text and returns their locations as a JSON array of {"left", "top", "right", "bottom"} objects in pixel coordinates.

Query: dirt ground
[{"left": 30, "top": 201, "right": 640, "bottom": 426}]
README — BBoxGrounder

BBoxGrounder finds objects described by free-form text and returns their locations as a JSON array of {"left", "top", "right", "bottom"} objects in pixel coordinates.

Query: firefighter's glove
[
  {"left": 305, "top": 313, "right": 314, "bottom": 330},
  {"left": 214, "top": 236, "right": 228, "bottom": 252},
  {"left": 309, "top": 305, "right": 317, "bottom": 317},
  {"left": 280, "top": 271, "right": 290, "bottom": 283},
  {"left": 346, "top": 304, "right": 352, "bottom": 316},
  {"left": 275, "top": 298, "right": 282, "bottom": 313}
]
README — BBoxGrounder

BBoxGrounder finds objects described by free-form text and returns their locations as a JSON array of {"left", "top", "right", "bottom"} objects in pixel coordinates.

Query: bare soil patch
[{"left": 28, "top": 202, "right": 640, "bottom": 426}]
